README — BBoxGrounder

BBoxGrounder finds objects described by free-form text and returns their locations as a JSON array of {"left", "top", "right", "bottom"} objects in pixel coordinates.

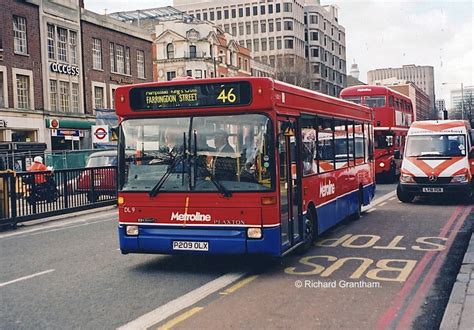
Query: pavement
[{"left": 441, "top": 232, "right": 474, "bottom": 330}]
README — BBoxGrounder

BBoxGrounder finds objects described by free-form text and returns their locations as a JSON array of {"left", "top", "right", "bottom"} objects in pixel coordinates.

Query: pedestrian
[{"left": 27, "top": 156, "right": 48, "bottom": 184}]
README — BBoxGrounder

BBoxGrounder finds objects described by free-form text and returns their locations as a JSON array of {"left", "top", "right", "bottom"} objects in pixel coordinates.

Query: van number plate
[
  {"left": 172, "top": 241, "right": 209, "bottom": 251},
  {"left": 422, "top": 187, "right": 443, "bottom": 193}
]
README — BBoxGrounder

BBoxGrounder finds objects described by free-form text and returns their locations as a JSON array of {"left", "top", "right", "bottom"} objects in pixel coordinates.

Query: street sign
[{"left": 92, "top": 125, "right": 109, "bottom": 143}]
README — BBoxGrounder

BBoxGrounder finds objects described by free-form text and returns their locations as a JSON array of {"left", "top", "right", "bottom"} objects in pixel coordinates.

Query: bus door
[{"left": 278, "top": 118, "right": 302, "bottom": 252}]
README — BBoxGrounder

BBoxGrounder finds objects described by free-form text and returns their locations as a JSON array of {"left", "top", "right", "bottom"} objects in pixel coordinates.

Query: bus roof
[
  {"left": 115, "top": 77, "right": 372, "bottom": 122},
  {"left": 340, "top": 85, "right": 412, "bottom": 102}
]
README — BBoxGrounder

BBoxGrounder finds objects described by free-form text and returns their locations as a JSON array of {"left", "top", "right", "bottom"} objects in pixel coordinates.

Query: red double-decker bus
[
  {"left": 340, "top": 85, "right": 414, "bottom": 182},
  {"left": 115, "top": 78, "right": 375, "bottom": 256}
]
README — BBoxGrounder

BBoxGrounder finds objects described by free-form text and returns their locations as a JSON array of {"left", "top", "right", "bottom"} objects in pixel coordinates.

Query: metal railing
[{"left": 0, "top": 166, "right": 117, "bottom": 227}]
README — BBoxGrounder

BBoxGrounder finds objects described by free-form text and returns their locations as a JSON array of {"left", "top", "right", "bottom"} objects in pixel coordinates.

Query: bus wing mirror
[{"left": 394, "top": 150, "right": 401, "bottom": 160}]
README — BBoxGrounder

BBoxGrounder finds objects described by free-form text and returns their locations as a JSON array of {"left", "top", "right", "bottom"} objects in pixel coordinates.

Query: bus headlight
[
  {"left": 379, "top": 162, "right": 385, "bottom": 168},
  {"left": 247, "top": 228, "right": 262, "bottom": 239},
  {"left": 400, "top": 174, "right": 415, "bottom": 183},
  {"left": 126, "top": 225, "right": 139, "bottom": 236},
  {"left": 451, "top": 174, "right": 468, "bottom": 183}
]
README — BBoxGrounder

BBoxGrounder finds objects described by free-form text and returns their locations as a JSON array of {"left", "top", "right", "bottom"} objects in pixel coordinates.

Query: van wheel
[
  {"left": 296, "top": 210, "right": 316, "bottom": 254},
  {"left": 397, "top": 185, "right": 414, "bottom": 203}
]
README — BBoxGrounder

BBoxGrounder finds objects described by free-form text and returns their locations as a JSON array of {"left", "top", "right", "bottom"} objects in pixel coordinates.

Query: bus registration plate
[
  {"left": 422, "top": 187, "right": 443, "bottom": 193},
  {"left": 172, "top": 241, "right": 209, "bottom": 251}
]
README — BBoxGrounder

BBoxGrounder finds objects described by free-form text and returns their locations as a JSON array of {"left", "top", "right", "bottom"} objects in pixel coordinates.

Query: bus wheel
[
  {"left": 351, "top": 188, "right": 363, "bottom": 220},
  {"left": 397, "top": 185, "right": 414, "bottom": 203},
  {"left": 297, "top": 210, "right": 316, "bottom": 254}
]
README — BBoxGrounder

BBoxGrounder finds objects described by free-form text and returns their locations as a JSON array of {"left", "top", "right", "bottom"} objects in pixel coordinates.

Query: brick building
[
  {"left": 0, "top": 0, "right": 45, "bottom": 147},
  {"left": 81, "top": 9, "right": 153, "bottom": 116}
]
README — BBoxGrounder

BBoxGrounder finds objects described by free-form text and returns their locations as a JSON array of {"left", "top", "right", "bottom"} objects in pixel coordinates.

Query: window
[
  {"left": 167, "top": 43, "right": 174, "bottom": 59},
  {"left": 276, "top": 37, "right": 282, "bottom": 49},
  {"left": 57, "top": 27, "right": 68, "bottom": 62},
  {"left": 0, "top": 71, "right": 4, "bottom": 108},
  {"left": 224, "top": 9, "right": 229, "bottom": 19},
  {"left": 239, "top": 24, "right": 244, "bottom": 35},
  {"left": 284, "top": 21, "right": 293, "bottom": 31},
  {"left": 72, "top": 82, "right": 79, "bottom": 112},
  {"left": 92, "top": 38, "right": 103, "bottom": 70},
  {"left": 186, "top": 69, "right": 192, "bottom": 77},
  {"left": 311, "top": 48, "right": 319, "bottom": 57},
  {"left": 47, "top": 24, "right": 55, "bottom": 59},
  {"left": 311, "top": 31, "right": 318, "bottom": 41},
  {"left": 365, "top": 96, "right": 386, "bottom": 108},
  {"left": 334, "top": 120, "right": 348, "bottom": 168},
  {"left": 246, "top": 22, "right": 251, "bottom": 34},
  {"left": 59, "top": 81, "right": 70, "bottom": 112},
  {"left": 276, "top": 3, "right": 281, "bottom": 13},
  {"left": 109, "top": 43, "right": 115, "bottom": 72},
  {"left": 284, "top": 38, "right": 294, "bottom": 49},
  {"left": 231, "top": 9, "right": 236, "bottom": 18},
  {"left": 116, "top": 45, "right": 125, "bottom": 74},
  {"left": 310, "top": 15, "right": 318, "bottom": 24},
  {"left": 210, "top": 11, "right": 215, "bottom": 20},
  {"left": 189, "top": 45, "right": 197, "bottom": 58},
  {"left": 239, "top": 8, "right": 243, "bottom": 17},
  {"left": 253, "top": 21, "right": 258, "bottom": 34},
  {"left": 196, "top": 13, "right": 201, "bottom": 20},
  {"left": 137, "top": 50, "right": 145, "bottom": 78},
  {"left": 13, "top": 16, "right": 28, "bottom": 54},
  {"left": 261, "top": 21, "right": 266, "bottom": 33},
  {"left": 49, "top": 80, "right": 58, "bottom": 111},
  {"left": 261, "top": 38, "right": 267, "bottom": 51},
  {"left": 246, "top": 7, "right": 250, "bottom": 16},
  {"left": 269, "top": 37, "right": 275, "bottom": 50},
  {"left": 231, "top": 24, "right": 237, "bottom": 36},
  {"left": 69, "top": 31, "right": 77, "bottom": 65},
  {"left": 283, "top": 3, "right": 292, "bottom": 12},
  {"left": 203, "top": 12, "right": 208, "bottom": 20},
  {"left": 268, "top": 4, "right": 273, "bottom": 14},
  {"left": 195, "top": 69, "right": 202, "bottom": 78},
  {"left": 317, "top": 117, "right": 335, "bottom": 173},
  {"left": 246, "top": 40, "right": 252, "bottom": 50},
  {"left": 269, "top": 20, "right": 274, "bottom": 32},
  {"left": 166, "top": 71, "right": 176, "bottom": 81},
  {"left": 217, "top": 11, "right": 222, "bottom": 20},
  {"left": 276, "top": 20, "right": 282, "bottom": 31},
  {"left": 16, "top": 75, "right": 30, "bottom": 109},
  {"left": 313, "top": 64, "right": 320, "bottom": 74},
  {"left": 253, "top": 6, "right": 257, "bottom": 15},
  {"left": 253, "top": 39, "right": 259, "bottom": 52},
  {"left": 94, "top": 86, "right": 104, "bottom": 109},
  {"left": 125, "top": 47, "right": 131, "bottom": 75},
  {"left": 260, "top": 5, "right": 265, "bottom": 15}
]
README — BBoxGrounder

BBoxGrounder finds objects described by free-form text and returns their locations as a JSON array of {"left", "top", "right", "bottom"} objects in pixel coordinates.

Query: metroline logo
[
  {"left": 170, "top": 212, "right": 211, "bottom": 222},
  {"left": 320, "top": 180, "right": 336, "bottom": 198}
]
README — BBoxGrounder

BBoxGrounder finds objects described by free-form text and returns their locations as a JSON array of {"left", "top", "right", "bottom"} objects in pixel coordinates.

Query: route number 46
[{"left": 217, "top": 88, "right": 237, "bottom": 103}]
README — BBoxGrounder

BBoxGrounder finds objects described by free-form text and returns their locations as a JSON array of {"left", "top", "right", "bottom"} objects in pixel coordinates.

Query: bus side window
[{"left": 317, "top": 117, "right": 335, "bottom": 173}]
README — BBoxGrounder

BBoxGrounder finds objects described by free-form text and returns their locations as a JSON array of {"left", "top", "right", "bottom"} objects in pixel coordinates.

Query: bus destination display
[{"left": 129, "top": 82, "right": 252, "bottom": 110}]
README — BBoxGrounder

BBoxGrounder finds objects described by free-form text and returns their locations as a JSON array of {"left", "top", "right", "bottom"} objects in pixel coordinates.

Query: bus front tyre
[
  {"left": 397, "top": 185, "right": 414, "bottom": 203},
  {"left": 297, "top": 210, "right": 316, "bottom": 254}
]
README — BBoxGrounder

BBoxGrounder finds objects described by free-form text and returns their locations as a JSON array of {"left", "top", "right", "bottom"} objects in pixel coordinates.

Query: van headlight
[
  {"left": 400, "top": 174, "right": 415, "bottom": 183},
  {"left": 451, "top": 174, "right": 468, "bottom": 183}
]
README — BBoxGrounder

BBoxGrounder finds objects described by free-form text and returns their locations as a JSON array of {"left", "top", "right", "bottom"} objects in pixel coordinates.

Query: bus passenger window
[{"left": 317, "top": 117, "right": 334, "bottom": 173}]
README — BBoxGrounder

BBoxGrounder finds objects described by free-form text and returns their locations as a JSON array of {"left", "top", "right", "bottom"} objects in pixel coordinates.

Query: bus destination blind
[{"left": 129, "top": 82, "right": 252, "bottom": 110}]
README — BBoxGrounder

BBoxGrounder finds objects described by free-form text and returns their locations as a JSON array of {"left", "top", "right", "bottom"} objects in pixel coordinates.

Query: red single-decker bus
[{"left": 115, "top": 78, "right": 375, "bottom": 256}]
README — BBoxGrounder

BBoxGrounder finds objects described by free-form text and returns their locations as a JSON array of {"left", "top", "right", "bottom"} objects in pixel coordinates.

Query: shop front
[{"left": 45, "top": 118, "right": 94, "bottom": 151}]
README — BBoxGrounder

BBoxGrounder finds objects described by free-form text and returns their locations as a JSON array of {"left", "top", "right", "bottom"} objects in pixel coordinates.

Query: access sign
[{"left": 92, "top": 125, "right": 109, "bottom": 143}]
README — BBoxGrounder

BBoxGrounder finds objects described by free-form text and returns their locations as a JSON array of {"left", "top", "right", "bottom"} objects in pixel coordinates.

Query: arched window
[{"left": 166, "top": 43, "right": 174, "bottom": 59}]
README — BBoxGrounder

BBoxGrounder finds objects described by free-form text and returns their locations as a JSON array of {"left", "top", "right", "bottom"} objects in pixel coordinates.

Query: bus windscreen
[{"left": 129, "top": 81, "right": 252, "bottom": 110}]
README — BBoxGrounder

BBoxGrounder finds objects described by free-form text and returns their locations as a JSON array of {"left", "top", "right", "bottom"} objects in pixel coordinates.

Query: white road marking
[
  {"left": 361, "top": 189, "right": 396, "bottom": 213},
  {"left": 366, "top": 208, "right": 377, "bottom": 213},
  {"left": 0, "top": 211, "right": 116, "bottom": 239},
  {"left": 118, "top": 272, "right": 246, "bottom": 330},
  {"left": 0, "top": 269, "right": 55, "bottom": 288},
  {"left": 379, "top": 202, "right": 387, "bottom": 207},
  {"left": 389, "top": 197, "right": 396, "bottom": 201}
]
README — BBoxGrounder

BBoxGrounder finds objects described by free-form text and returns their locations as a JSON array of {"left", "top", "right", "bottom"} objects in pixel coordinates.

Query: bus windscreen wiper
[
  {"left": 149, "top": 154, "right": 185, "bottom": 197},
  {"left": 197, "top": 161, "right": 232, "bottom": 198},
  {"left": 149, "top": 133, "right": 187, "bottom": 197}
]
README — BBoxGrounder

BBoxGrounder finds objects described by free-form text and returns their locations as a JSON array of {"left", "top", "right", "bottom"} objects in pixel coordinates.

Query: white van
[{"left": 397, "top": 120, "right": 473, "bottom": 202}]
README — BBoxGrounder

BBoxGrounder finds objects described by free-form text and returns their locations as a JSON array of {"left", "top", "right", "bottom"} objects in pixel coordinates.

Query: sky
[{"left": 85, "top": 0, "right": 473, "bottom": 109}]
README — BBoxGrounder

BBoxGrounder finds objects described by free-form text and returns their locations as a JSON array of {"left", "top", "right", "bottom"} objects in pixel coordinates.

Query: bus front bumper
[{"left": 118, "top": 225, "right": 281, "bottom": 256}]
